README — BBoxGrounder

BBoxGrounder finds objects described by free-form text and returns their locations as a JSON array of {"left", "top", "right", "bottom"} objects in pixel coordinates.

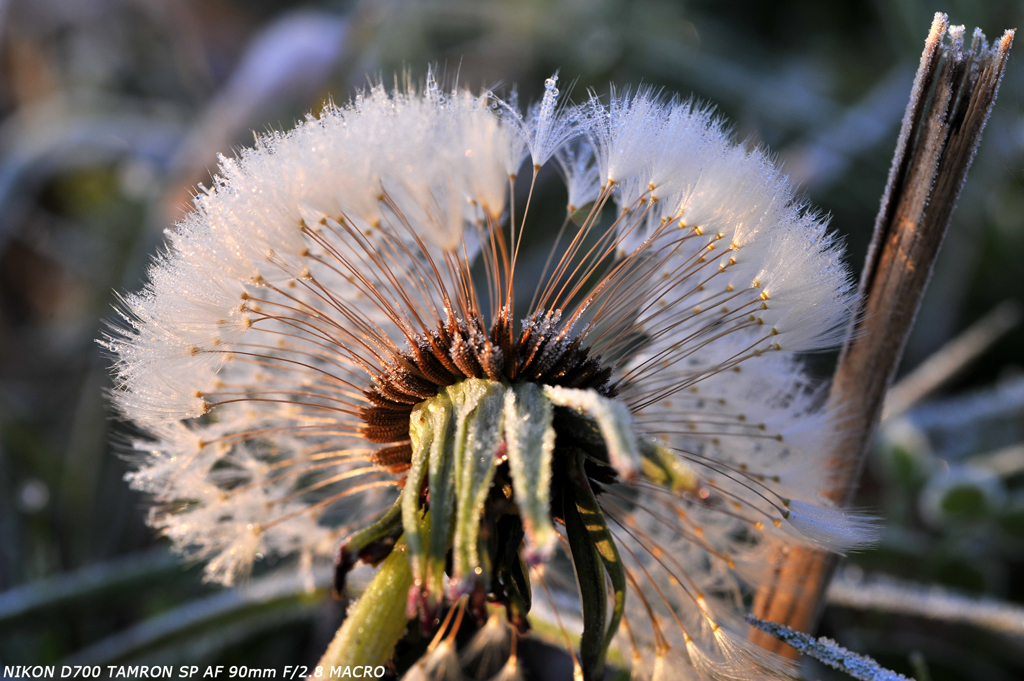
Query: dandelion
[{"left": 103, "top": 68, "right": 878, "bottom": 680}]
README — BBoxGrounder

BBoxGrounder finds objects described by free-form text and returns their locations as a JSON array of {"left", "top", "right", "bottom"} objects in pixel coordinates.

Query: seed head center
[{"left": 358, "top": 309, "right": 615, "bottom": 471}]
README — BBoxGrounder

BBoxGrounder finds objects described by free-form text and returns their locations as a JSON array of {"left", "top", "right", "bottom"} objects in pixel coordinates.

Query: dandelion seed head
[{"left": 105, "top": 68, "right": 873, "bottom": 680}]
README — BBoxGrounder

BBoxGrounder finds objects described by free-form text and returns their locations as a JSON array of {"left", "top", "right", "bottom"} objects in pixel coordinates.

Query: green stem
[{"left": 317, "top": 542, "right": 413, "bottom": 668}]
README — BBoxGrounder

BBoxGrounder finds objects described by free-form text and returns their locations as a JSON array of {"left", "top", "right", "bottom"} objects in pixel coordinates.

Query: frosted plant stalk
[
  {"left": 829, "top": 573, "right": 1024, "bottom": 638},
  {"left": 746, "top": 615, "right": 914, "bottom": 681},
  {"left": 104, "top": 68, "right": 877, "bottom": 680}
]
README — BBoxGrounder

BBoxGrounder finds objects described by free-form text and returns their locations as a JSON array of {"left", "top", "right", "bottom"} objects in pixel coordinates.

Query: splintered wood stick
[{"left": 750, "top": 12, "right": 1014, "bottom": 656}]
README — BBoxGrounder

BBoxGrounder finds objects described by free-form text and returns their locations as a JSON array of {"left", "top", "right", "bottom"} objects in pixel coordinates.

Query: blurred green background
[{"left": 1, "top": 0, "right": 1023, "bottom": 679}]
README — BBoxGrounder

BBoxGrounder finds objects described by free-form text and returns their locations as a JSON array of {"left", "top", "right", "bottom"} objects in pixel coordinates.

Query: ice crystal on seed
[{"left": 104, "top": 68, "right": 876, "bottom": 681}]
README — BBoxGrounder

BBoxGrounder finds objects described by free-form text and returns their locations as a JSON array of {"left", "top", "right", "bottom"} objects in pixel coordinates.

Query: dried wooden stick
[{"left": 750, "top": 13, "right": 1014, "bottom": 656}]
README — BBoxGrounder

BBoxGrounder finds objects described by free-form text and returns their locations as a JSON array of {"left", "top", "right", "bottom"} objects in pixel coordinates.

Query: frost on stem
[
  {"left": 828, "top": 573, "right": 1024, "bottom": 638},
  {"left": 746, "top": 615, "right": 915, "bottom": 681}
]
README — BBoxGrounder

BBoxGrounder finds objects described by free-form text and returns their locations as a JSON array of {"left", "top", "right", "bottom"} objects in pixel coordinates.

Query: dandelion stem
[
  {"left": 751, "top": 12, "right": 1014, "bottom": 656},
  {"left": 316, "top": 541, "right": 413, "bottom": 669}
]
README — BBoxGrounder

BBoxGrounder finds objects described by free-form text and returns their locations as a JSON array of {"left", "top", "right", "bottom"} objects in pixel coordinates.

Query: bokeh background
[{"left": 1, "top": 1, "right": 1023, "bottom": 679}]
